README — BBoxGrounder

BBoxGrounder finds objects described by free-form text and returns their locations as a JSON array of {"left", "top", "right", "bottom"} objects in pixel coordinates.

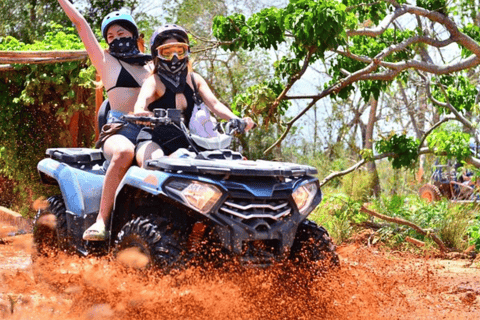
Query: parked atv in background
[
  {"left": 419, "top": 160, "right": 479, "bottom": 202},
  {"left": 34, "top": 107, "right": 338, "bottom": 269}
]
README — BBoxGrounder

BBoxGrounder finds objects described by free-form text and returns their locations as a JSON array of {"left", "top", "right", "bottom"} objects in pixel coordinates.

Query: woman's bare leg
[
  {"left": 136, "top": 140, "right": 164, "bottom": 168},
  {"left": 97, "top": 134, "right": 135, "bottom": 224}
]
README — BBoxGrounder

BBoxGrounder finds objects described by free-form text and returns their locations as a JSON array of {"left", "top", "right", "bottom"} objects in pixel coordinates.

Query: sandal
[{"left": 83, "top": 221, "right": 109, "bottom": 241}]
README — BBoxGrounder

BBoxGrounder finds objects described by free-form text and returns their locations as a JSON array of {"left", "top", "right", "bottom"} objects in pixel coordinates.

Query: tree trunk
[{"left": 365, "top": 98, "right": 380, "bottom": 197}]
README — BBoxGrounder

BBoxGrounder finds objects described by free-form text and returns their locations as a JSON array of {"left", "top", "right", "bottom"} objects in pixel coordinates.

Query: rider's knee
[{"left": 111, "top": 146, "right": 135, "bottom": 164}]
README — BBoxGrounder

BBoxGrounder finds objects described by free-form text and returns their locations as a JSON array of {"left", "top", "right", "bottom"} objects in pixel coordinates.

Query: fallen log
[
  {"left": 360, "top": 205, "right": 449, "bottom": 252},
  {"left": 405, "top": 236, "right": 425, "bottom": 247}
]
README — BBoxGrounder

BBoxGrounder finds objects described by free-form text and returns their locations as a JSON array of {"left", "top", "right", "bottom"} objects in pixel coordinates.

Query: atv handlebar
[
  {"left": 121, "top": 108, "right": 182, "bottom": 127},
  {"left": 121, "top": 108, "right": 248, "bottom": 136}
]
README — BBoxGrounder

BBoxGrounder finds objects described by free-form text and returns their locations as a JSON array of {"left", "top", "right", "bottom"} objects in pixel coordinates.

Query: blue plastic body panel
[{"left": 37, "top": 158, "right": 104, "bottom": 217}]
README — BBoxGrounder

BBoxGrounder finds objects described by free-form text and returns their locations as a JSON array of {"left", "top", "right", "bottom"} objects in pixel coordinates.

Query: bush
[
  {"left": 310, "top": 193, "right": 368, "bottom": 244},
  {"left": 341, "top": 169, "right": 376, "bottom": 202},
  {"left": 0, "top": 23, "right": 96, "bottom": 216}
]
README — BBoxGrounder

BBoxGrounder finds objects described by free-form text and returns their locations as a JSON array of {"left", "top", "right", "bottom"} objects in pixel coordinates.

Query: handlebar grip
[
  {"left": 226, "top": 118, "right": 247, "bottom": 135},
  {"left": 121, "top": 115, "right": 149, "bottom": 122}
]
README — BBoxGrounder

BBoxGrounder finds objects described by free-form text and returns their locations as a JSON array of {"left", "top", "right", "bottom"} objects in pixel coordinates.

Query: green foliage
[
  {"left": 213, "top": 0, "right": 349, "bottom": 73},
  {"left": 431, "top": 75, "right": 478, "bottom": 113},
  {"left": 311, "top": 193, "right": 368, "bottom": 244},
  {"left": 468, "top": 215, "right": 480, "bottom": 250},
  {"left": 0, "top": 0, "right": 136, "bottom": 44},
  {"left": 366, "top": 196, "right": 475, "bottom": 251},
  {"left": 231, "top": 78, "right": 290, "bottom": 126},
  {"left": 376, "top": 133, "right": 419, "bottom": 169},
  {"left": 372, "top": 196, "right": 439, "bottom": 245},
  {"left": 416, "top": 0, "right": 448, "bottom": 15},
  {"left": 0, "top": 23, "right": 96, "bottom": 214},
  {"left": 82, "top": 0, "right": 138, "bottom": 31},
  {"left": 342, "top": 0, "right": 394, "bottom": 25},
  {"left": 213, "top": 10, "right": 285, "bottom": 51},
  {"left": 329, "top": 28, "right": 415, "bottom": 102},
  {"left": 438, "top": 204, "right": 476, "bottom": 250},
  {"left": 460, "top": 24, "right": 480, "bottom": 58},
  {"left": 212, "top": 0, "right": 352, "bottom": 126},
  {"left": 0, "top": 0, "right": 69, "bottom": 43},
  {"left": 427, "top": 130, "right": 471, "bottom": 161},
  {"left": 341, "top": 169, "right": 376, "bottom": 202}
]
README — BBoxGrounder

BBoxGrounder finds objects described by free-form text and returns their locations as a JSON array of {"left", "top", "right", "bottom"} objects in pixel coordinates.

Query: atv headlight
[
  {"left": 292, "top": 181, "right": 318, "bottom": 214},
  {"left": 166, "top": 180, "right": 223, "bottom": 214}
]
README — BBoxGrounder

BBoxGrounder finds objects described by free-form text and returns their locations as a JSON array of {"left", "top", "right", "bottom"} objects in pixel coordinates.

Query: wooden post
[
  {"left": 95, "top": 72, "right": 103, "bottom": 141},
  {"left": 69, "top": 112, "right": 80, "bottom": 147}
]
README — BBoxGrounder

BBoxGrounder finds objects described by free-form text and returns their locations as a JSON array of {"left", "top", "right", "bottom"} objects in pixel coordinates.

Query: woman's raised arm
[{"left": 57, "top": 0, "right": 105, "bottom": 72}]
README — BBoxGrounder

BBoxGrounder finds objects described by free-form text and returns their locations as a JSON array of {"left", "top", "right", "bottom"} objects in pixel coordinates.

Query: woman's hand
[
  {"left": 242, "top": 117, "right": 256, "bottom": 132},
  {"left": 132, "top": 111, "right": 154, "bottom": 117},
  {"left": 129, "top": 110, "right": 154, "bottom": 126}
]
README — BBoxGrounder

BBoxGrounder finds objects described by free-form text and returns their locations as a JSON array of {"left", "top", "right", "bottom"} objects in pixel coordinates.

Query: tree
[
  {"left": 0, "top": 0, "right": 69, "bottom": 43},
  {"left": 0, "top": 0, "right": 147, "bottom": 44},
  {"left": 166, "top": 0, "right": 283, "bottom": 159},
  {"left": 209, "top": 0, "right": 480, "bottom": 186}
]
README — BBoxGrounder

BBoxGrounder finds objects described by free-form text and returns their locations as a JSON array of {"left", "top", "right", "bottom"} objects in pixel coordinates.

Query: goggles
[{"left": 156, "top": 42, "right": 189, "bottom": 61}]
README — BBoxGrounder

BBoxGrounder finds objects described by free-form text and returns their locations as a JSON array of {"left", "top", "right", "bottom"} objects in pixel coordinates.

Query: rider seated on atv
[
  {"left": 56, "top": 0, "right": 154, "bottom": 242},
  {"left": 133, "top": 24, "right": 255, "bottom": 168}
]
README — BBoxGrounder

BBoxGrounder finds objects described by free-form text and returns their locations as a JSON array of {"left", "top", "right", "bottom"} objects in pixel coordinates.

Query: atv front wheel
[
  {"left": 114, "top": 216, "right": 186, "bottom": 271},
  {"left": 419, "top": 184, "right": 442, "bottom": 202},
  {"left": 290, "top": 220, "right": 339, "bottom": 266},
  {"left": 33, "top": 195, "right": 69, "bottom": 255}
]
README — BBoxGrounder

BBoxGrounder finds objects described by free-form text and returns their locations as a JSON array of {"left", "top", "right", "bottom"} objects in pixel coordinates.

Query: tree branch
[
  {"left": 347, "top": 6, "right": 408, "bottom": 37},
  {"left": 318, "top": 152, "right": 396, "bottom": 187},
  {"left": 360, "top": 205, "right": 449, "bottom": 252},
  {"left": 417, "top": 114, "right": 456, "bottom": 152},
  {"left": 266, "top": 47, "right": 316, "bottom": 126}
]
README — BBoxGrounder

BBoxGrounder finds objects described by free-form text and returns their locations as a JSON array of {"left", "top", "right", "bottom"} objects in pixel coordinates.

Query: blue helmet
[{"left": 101, "top": 11, "right": 138, "bottom": 40}]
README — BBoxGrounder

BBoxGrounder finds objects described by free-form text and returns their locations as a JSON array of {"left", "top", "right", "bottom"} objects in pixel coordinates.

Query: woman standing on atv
[
  {"left": 134, "top": 24, "right": 254, "bottom": 167},
  {"left": 57, "top": 0, "right": 152, "bottom": 241}
]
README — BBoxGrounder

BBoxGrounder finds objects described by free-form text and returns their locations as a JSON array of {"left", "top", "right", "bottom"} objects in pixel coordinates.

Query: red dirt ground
[{"left": 0, "top": 222, "right": 479, "bottom": 320}]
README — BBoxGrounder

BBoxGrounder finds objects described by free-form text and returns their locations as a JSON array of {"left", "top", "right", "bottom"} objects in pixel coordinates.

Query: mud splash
[{"left": 0, "top": 227, "right": 479, "bottom": 319}]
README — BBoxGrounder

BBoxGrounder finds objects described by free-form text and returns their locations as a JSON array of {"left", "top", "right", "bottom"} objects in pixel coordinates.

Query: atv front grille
[{"left": 219, "top": 198, "right": 292, "bottom": 230}]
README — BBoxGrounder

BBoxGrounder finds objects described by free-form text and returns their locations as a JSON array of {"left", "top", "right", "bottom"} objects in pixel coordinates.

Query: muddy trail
[{"left": 1, "top": 221, "right": 479, "bottom": 320}]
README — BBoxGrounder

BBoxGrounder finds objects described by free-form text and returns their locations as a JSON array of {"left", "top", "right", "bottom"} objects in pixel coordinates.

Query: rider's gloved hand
[
  {"left": 228, "top": 118, "right": 246, "bottom": 135},
  {"left": 228, "top": 117, "right": 256, "bottom": 135}
]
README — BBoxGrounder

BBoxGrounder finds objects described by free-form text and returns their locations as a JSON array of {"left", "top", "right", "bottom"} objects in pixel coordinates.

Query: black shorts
[{"left": 136, "top": 125, "right": 190, "bottom": 156}]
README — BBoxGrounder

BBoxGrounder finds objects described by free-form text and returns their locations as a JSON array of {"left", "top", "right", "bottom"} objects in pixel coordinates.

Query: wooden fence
[{"left": 0, "top": 50, "right": 88, "bottom": 69}]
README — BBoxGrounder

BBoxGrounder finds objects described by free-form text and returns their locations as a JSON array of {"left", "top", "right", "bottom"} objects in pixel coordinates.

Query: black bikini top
[
  {"left": 148, "top": 84, "right": 195, "bottom": 128},
  {"left": 106, "top": 59, "right": 141, "bottom": 93}
]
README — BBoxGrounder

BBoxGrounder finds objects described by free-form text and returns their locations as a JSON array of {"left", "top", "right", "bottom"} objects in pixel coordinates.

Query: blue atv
[{"left": 33, "top": 106, "right": 338, "bottom": 268}]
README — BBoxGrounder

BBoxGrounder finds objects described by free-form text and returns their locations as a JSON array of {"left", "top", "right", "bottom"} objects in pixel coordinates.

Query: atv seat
[{"left": 97, "top": 99, "right": 111, "bottom": 133}]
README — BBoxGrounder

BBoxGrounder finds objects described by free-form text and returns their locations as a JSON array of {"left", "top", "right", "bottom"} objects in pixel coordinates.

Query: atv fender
[
  {"left": 37, "top": 158, "right": 104, "bottom": 218},
  {"left": 118, "top": 165, "right": 172, "bottom": 196}
]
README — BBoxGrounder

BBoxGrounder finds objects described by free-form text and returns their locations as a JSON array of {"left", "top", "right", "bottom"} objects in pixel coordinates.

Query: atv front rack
[{"left": 147, "top": 155, "right": 318, "bottom": 178}]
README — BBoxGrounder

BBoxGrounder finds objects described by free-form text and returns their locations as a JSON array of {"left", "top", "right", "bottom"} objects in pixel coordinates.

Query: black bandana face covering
[
  {"left": 108, "top": 37, "right": 152, "bottom": 65},
  {"left": 156, "top": 56, "right": 188, "bottom": 93},
  {"left": 109, "top": 37, "right": 139, "bottom": 57}
]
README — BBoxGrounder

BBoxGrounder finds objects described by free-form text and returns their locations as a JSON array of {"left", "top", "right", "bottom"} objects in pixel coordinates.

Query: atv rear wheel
[
  {"left": 33, "top": 195, "right": 69, "bottom": 255},
  {"left": 290, "top": 220, "right": 339, "bottom": 266},
  {"left": 114, "top": 216, "right": 186, "bottom": 271},
  {"left": 419, "top": 184, "right": 442, "bottom": 202}
]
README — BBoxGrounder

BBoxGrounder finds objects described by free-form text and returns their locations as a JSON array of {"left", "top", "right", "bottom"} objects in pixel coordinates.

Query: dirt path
[{"left": 0, "top": 221, "right": 479, "bottom": 319}]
